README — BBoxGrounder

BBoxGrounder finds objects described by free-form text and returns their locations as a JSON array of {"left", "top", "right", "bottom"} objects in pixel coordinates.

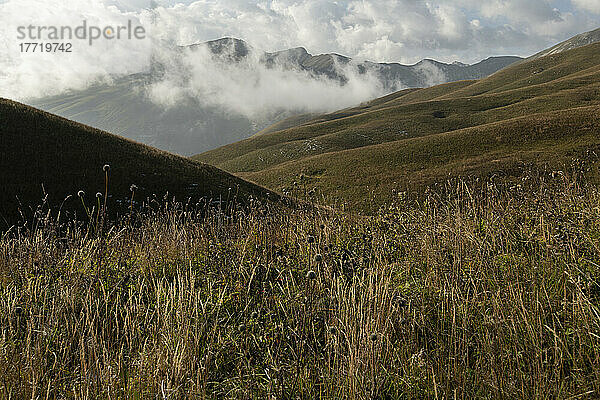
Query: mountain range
[
  {"left": 27, "top": 38, "right": 521, "bottom": 156},
  {"left": 195, "top": 35, "right": 600, "bottom": 212},
  {"left": 258, "top": 40, "right": 522, "bottom": 90}
]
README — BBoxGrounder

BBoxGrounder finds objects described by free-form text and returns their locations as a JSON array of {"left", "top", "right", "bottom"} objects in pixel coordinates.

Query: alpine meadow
[{"left": 1, "top": 3, "right": 600, "bottom": 398}]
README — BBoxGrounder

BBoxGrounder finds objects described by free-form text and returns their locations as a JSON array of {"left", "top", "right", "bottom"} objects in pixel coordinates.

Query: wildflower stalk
[
  {"left": 129, "top": 184, "right": 137, "bottom": 225},
  {"left": 78, "top": 190, "right": 91, "bottom": 220},
  {"left": 100, "top": 164, "right": 110, "bottom": 233}
]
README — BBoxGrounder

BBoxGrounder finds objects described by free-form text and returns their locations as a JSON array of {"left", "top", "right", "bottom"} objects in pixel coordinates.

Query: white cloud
[
  {"left": 477, "top": 0, "right": 562, "bottom": 23},
  {"left": 572, "top": 0, "right": 600, "bottom": 13},
  {"left": 138, "top": 0, "right": 599, "bottom": 63},
  {"left": 146, "top": 44, "right": 386, "bottom": 118},
  {"left": 414, "top": 60, "right": 448, "bottom": 87},
  {"left": 0, "top": 0, "right": 151, "bottom": 100},
  {"left": 1, "top": 0, "right": 599, "bottom": 103}
]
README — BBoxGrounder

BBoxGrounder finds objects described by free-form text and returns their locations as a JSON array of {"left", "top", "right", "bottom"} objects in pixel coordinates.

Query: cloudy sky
[
  {"left": 1, "top": 0, "right": 599, "bottom": 100},
  {"left": 136, "top": 0, "right": 600, "bottom": 62}
]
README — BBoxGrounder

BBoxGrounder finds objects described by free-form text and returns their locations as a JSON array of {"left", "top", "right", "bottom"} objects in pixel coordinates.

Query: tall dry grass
[{"left": 1, "top": 172, "right": 599, "bottom": 398}]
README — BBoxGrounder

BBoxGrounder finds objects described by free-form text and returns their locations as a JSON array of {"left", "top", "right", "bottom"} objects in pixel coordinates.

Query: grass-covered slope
[
  {"left": 194, "top": 42, "right": 600, "bottom": 211},
  {"left": 3, "top": 174, "right": 600, "bottom": 397},
  {"left": 0, "top": 98, "right": 279, "bottom": 225},
  {"left": 244, "top": 105, "right": 600, "bottom": 211}
]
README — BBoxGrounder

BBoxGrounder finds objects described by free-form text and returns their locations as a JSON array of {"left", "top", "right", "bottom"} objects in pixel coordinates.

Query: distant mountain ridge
[
  {"left": 203, "top": 37, "right": 522, "bottom": 91},
  {"left": 28, "top": 38, "right": 521, "bottom": 156}
]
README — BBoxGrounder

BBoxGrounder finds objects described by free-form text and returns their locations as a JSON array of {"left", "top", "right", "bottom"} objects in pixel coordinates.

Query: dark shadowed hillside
[{"left": 0, "top": 99, "right": 279, "bottom": 226}]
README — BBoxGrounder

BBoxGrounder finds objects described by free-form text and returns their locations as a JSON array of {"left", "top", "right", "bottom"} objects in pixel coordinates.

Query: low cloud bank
[{"left": 146, "top": 44, "right": 389, "bottom": 119}]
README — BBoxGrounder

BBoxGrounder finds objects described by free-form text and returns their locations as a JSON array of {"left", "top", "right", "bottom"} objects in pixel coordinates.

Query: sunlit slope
[
  {"left": 243, "top": 105, "right": 600, "bottom": 211},
  {"left": 0, "top": 98, "right": 279, "bottom": 224},
  {"left": 436, "top": 41, "right": 600, "bottom": 99},
  {"left": 195, "top": 43, "right": 600, "bottom": 174},
  {"left": 192, "top": 42, "right": 600, "bottom": 212},
  {"left": 251, "top": 82, "right": 474, "bottom": 137}
]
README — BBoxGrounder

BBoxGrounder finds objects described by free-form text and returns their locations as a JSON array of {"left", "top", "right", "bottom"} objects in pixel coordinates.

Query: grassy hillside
[
  {"left": 3, "top": 31, "right": 600, "bottom": 400},
  {"left": 0, "top": 98, "right": 279, "bottom": 226},
  {"left": 2, "top": 173, "right": 600, "bottom": 397},
  {"left": 244, "top": 106, "right": 600, "bottom": 211},
  {"left": 194, "top": 42, "right": 600, "bottom": 212},
  {"left": 253, "top": 113, "right": 323, "bottom": 136},
  {"left": 251, "top": 81, "right": 476, "bottom": 138}
]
